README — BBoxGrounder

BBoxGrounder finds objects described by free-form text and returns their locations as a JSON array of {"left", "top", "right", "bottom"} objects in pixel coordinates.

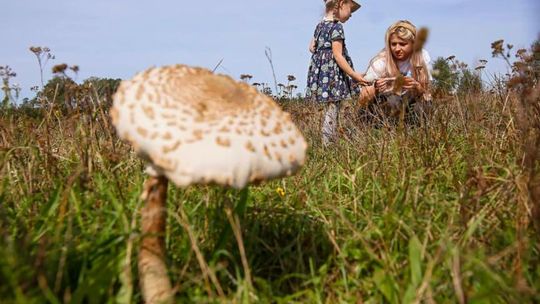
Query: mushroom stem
[{"left": 139, "top": 176, "right": 173, "bottom": 304}]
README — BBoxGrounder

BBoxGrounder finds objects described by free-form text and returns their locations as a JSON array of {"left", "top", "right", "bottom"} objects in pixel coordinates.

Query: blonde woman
[{"left": 359, "top": 20, "right": 432, "bottom": 124}]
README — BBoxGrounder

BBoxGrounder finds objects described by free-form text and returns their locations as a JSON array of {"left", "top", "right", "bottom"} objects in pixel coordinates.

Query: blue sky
[{"left": 2, "top": 0, "right": 539, "bottom": 100}]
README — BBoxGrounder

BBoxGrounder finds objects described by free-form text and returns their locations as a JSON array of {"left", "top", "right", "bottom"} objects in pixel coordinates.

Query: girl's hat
[
  {"left": 350, "top": 1, "right": 361, "bottom": 12},
  {"left": 324, "top": 0, "right": 362, "bottom": 13}
]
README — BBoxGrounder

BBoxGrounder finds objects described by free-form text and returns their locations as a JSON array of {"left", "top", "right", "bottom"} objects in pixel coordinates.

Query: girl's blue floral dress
[{"left": 306, "top": 20, "right": 360, "bottom": 103}]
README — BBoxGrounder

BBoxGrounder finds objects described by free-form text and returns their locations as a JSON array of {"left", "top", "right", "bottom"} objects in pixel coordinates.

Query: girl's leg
[{"left": 322, "top": 101, "right": 341, "bottom": 146}]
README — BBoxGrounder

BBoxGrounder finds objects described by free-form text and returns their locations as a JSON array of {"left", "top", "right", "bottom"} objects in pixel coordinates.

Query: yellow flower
[{"left": 276, "top": 187, "right": 285, "bottom": 198}]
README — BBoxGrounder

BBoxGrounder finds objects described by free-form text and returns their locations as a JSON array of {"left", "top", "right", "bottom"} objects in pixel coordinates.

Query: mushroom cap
[{"left": 110, "top": 64, "right": 307, "bottom": 189}]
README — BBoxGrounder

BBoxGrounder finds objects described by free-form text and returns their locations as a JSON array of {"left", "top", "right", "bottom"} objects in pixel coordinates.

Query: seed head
[
  {"left": 240, "top": 74, "right": 253, "bottom": 81},
  {"left": 393, "top": 74, "right": 405, "bottom": 95},
  {"left": 414, "top": 27, "right": 429, "bottom": 52},
  {"left": 52, "top": 63, "right": 68, "bottom": 74},
  {"left": 29, "top": 46, "right": 42, "bottom": 54},
  {"left": 491, "top": 39, "right": 504, "bottom": 57},
  {"left": 516, "top": 48, "right": 528, "bottom": 59}
]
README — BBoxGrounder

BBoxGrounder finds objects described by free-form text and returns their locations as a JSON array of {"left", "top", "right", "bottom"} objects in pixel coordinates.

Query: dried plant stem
[
  {"left": 265, "top": 47, "right": 278, "bottom": 96},
  {"left": 176, "top": 208, "right": 226, "bottom": 299},
  {"left": 211, "top": 58, "right": 224, "bottom": 73},
  {"left": 451, "top": 251, "right": 466, "bottom": 304},
  {"left": 225, "top": 207, "right": 253, "bottom": 289}
]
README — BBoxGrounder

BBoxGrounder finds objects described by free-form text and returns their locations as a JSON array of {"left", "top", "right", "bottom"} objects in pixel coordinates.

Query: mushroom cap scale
[{"left": 111, "top": 64, "right": 307, "bottom": 189}]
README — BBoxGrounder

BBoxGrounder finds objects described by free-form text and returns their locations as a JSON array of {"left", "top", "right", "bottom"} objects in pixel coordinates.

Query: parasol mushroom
[{"left": 110, "top": 64, "right": 307, "bottom": 303}]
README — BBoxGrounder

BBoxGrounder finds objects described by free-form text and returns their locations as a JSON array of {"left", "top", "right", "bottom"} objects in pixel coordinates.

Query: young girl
[
  {"left": 359, "top": 20, "right": 432, "bottom": 124},
  {"left": 306, "top": 0, "right": 367, "bottom": 146}
]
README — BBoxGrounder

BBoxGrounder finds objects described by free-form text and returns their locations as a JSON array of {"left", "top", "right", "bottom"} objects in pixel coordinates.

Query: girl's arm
[
  {"left": 309, "top": 38, "right": 316, "bottom": 53},
  {"left": 332, "top": 40, "right": 368, "bottom": 84}
]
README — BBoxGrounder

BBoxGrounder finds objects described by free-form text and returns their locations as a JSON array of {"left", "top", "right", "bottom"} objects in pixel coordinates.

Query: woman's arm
[
  {"left": 332, "top": 40, "right": 368, "bottom": 84},
  {"left": 309, "top": 38, "right": 316, "bottom": 53}
]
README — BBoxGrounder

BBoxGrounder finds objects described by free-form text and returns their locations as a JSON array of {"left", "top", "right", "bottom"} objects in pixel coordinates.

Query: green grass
[{"left": 0, "top": 93, "right": 539, "bottom": 303}]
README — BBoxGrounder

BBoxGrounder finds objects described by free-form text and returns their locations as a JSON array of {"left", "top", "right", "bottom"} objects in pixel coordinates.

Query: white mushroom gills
[{"left": 111, "top": 64, "right": 308, "bottom": 189}]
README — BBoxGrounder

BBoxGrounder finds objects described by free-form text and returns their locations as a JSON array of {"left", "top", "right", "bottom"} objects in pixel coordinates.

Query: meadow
[{"left": 0, "top": 45, "right": 539, "bottom": 303}]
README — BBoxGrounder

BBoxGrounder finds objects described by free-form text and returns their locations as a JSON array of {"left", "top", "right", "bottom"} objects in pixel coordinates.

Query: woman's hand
[
  {"left": 403, "top": 77, "right": 424, "bottom": 95},
  {"left": 375, "top": 78, "right": 389, "bottom": 93}
]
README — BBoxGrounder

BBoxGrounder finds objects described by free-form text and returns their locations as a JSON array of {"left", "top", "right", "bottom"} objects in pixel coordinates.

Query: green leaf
[
  {"left": 403, "top": 284, "right": 416, "bottom": 304},
  {"left": 409, "top": 236, "right": 423, "bottom": 287},
  {"left": 373, "top": 268, "right": 399, "bottom": 304}
]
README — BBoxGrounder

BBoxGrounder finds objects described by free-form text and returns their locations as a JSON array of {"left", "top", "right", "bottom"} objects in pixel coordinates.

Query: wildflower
[
  {"left": 287, "top": 75, "right": 296, "bottom": 82},
  {"left": 276, "top": 187, "right": 285, "bottom": 198}
]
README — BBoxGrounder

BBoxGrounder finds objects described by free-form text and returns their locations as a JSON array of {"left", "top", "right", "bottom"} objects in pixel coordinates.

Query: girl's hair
[
  {"left": 369, "top": 20, "right": 430, "bottom": 90},
  {"left": 324, "top": 0, "right": 346, "bottom": 14}
]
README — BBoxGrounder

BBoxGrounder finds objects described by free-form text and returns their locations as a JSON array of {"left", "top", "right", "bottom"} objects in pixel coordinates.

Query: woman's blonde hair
[{"left": 370, "top": 20, "right": 430, "bottom": 90}]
